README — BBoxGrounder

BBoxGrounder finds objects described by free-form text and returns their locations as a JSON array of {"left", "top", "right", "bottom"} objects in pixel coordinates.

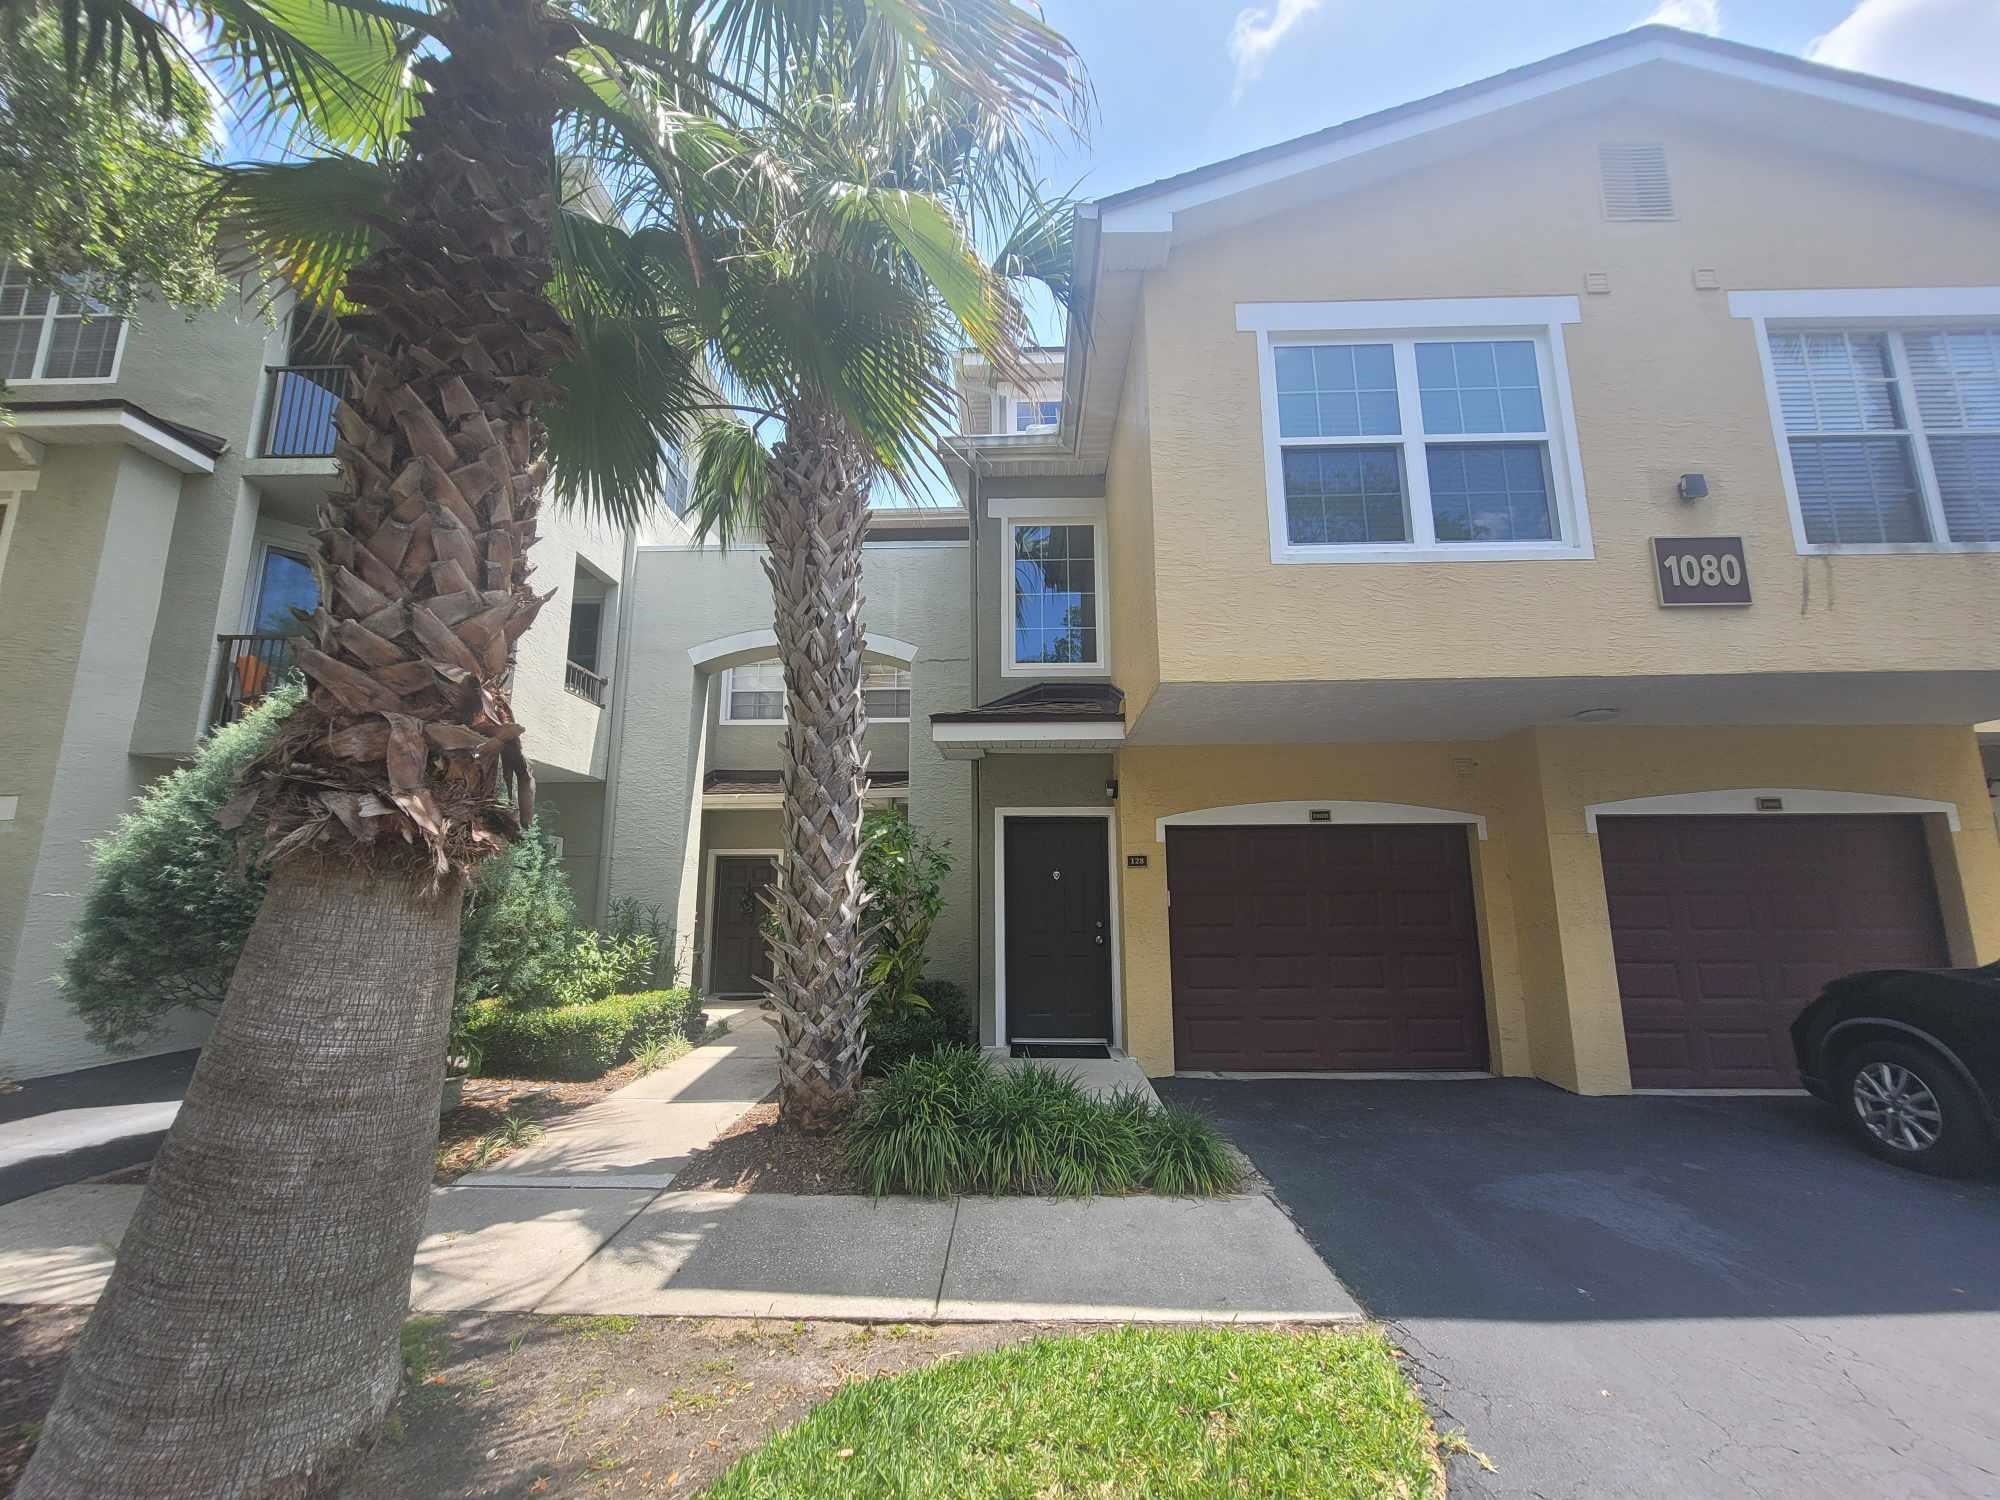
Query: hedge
[
  {"left": 464, "top": 989, "right": 701, "bottom": 1080},
  {"left": 865, "top": 977, "right": 974, "bottom": 1076}
]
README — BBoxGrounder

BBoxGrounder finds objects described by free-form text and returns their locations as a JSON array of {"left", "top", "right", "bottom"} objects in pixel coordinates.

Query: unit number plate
[{"left": 1652, "top": 536, "right": 1751, "bottom": 607}]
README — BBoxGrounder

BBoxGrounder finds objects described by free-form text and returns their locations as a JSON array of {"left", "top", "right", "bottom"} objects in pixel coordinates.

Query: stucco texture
[
  {"left": 0, "top": 447, "right": 201, "bottom": 1076},
  {"left": 606, "top": 539, "right": 974, "bottom": 997},
  {"left": 1114, "top": 725, "right": 2000, "bottom": 1092},
  {"left": 1123, "top": 104, "right": 2000, "bottom": 690}
]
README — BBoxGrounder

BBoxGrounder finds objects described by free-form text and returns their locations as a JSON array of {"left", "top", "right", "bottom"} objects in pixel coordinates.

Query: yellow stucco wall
[
  {"left": 1114, "top": 726, "right": 2000, "bottom": 1092},
  {"left": 1118, "top": 103, "right": 2000, "bottom": 687}
]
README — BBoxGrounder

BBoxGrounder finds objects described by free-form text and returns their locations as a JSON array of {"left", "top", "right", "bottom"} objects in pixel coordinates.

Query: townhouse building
[{"left": 7, "top": 25, "right": 2000, "bottom": 1101}]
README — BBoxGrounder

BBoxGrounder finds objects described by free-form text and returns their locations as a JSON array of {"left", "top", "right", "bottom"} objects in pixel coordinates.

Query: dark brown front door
[
  {"left": 710, "top": 855, "right": 776, "bottom": 995},
  {"left": 1168, "top": 824, "right": 1488, "bottom": 1071},
  {"left": 1004, "top": 818, "right": 1112, "bottom": 1040},
  {"left": 1601, "top": 814, "right": 1949, "bottom": 1089}
]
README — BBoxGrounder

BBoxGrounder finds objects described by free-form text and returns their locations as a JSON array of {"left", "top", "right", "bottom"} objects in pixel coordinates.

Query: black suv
[{"left": 1792, "top": 963, "right": 2000, "bottom": 1177}]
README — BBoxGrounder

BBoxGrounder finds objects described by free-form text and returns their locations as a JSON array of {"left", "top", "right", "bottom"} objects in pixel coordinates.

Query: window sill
[
  {"left": 1271, "top": 541, "right": 1594, "bottom": 564},
  {"left": 1001, "top": 661, "right": 1110, "bottom": 679},
  {"left": 1797, "top": 542, "right": 2000, "bottom": 556}
]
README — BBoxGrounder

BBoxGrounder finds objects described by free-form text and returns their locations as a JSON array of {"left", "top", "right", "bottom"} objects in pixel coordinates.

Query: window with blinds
[
  {"left": 1767, "top": 327, "right": 2000, "bottom": 547},
  {"left": 1599, "top": 143, "right": 1674, "bottom": 222},
  {"left": 721, "top": 659, "right": 912, "bottom": 722},
  {"left": 0, "top": 263, "right": 125, "bottom": 381}
]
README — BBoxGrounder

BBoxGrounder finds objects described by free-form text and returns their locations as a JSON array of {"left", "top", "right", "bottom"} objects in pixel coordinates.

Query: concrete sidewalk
[
  {"left": 0, "top": 1051, "right": 198, "bottom": 1205},
  {"left": 456, "top": 1003, "right": 777, "bottom": 1189},
  {"left": 0, "top": 1181, "right": 1360, "bottom": 1324},
  {"left": 0, "top": 1020, "right": 1360, "bottom": 1325}
]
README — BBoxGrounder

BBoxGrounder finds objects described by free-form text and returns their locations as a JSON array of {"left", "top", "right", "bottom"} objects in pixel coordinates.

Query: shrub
[
  {"left": 602, "top": 897, "right": 679, "bottom": 989},
  {"left": 864, "top": 977, "right": 973, "bottom": 1076},
  {"left": 847, "top": 1054, "right": 1241, "bottom": 1198},
  {"left": 859, "top": 807, "right": 950, "bottom": 1026},
  {"left": 1139, "top": 1103, "right": 1244, "bottom": 1196},
  {"left": 463, "top": 989, "right": 700, "bottom": 1080},
  {"left": 540, "top": 928, "right": 659, "bottom": 1008},
  {"left": 456, "top": 818, "right": 576, "bottom": 1009},
  {"left": 59, "top": 679, "right": 301, "bottom": 1051}
]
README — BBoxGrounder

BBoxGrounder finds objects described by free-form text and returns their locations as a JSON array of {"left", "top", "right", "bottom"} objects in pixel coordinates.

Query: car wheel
[{"left": 1835, "top": 1040, "right": 1994, "bottom": 1177}]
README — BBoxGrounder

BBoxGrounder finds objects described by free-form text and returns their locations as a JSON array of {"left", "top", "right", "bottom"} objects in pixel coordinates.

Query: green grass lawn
[{"left": 700, "top": 1325, "right": 1438, "bottom": 1499}]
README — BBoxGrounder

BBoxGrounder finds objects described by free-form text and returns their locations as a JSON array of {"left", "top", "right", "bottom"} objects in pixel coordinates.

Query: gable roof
[
  {"left": 994, "top": 24, "right": 2000, "bottom": 485},
  {"left": 1094, "top": 24, "right": 2000, "bottom": 234}
]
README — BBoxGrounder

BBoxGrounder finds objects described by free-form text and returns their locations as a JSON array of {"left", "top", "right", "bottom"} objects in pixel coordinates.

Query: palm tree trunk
[
  {"left": 762, "top": 400, "right": 872, "bottom": 1131},
  {"left": 21, "top": 0, "right": 574, "bottom": 1490},
  {"left": 17, "top": 860, "right": 462, "bottom": 1500}
]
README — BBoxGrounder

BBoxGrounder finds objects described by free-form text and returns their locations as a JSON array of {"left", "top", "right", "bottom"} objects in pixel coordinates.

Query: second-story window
[
  {"left": 1270, "top": 334, "right": 1574, "bottom": 554},
  {"left": 723, "top": 660, "right": 786, "bottom": 722},
  {"left": 1012, "top": 397, "right": 1061, "bottom": 433},
  {"left": 1768, "top": 327, "right": 2000, "bottom": 548},
  {"left": 0, "top": 263, "right": 125, "bottom": 382},
  {"left": 722, "top": 658, "right": 912, "bottom": 722},
  {"left": 1007, "top": 519, "right": 1106, "bottom": 674}
]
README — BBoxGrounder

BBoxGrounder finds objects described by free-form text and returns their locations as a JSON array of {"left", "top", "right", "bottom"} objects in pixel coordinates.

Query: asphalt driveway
[{"left": 1156, "top": 1076, "right": 2000, "bottom": 1499}]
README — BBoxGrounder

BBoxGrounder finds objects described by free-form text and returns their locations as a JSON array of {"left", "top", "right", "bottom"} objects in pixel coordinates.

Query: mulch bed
[
  {"left": 434, "top": 1036, "right": 698, "bottom": 1183},
  {"left": 666, "top": 1098, "right": 861, "bottom": 1195},
  {"left": 0, "top": 1306, "right": 1069, "bottom": 1497}
]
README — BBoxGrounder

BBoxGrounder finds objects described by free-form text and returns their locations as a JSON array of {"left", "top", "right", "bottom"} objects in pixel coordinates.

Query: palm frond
[
  {"left": 544, "top": 313, "right": 708, "bottom": 529},
  {"left": 683, "top": 416, "right": 772, "bottom": 546},
  {"left": 210, "top": 152, "right": 394, "bottom": 312}
]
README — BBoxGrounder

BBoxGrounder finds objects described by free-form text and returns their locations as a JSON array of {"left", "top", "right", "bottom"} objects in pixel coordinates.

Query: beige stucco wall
[
  {"left": 118, "top": 301, "right": 287, "bottom": 759},
  {"left": 1124, "top": 103, "right": 2000, "bottom": 689},
  {"left": 513, "top": 503, "right": 627, "bottom": 781},
  {"left": 0, "top": 447, "right": 203, "bottom": 1076},
  {"left": 607, "top": 539, "right": 974, "bottom": 997},
  {"left": 1102, "top": 315, "right": 1160, "bottom": 723},
  {"left": 1113, "top": 725, "right": 2000, "bottom": 1091}
]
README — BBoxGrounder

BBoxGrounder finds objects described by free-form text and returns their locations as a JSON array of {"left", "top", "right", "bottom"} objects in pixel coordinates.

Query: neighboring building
[
  {"left": 0, "top": 290, "right": 650, "bottom": 1077},
  {"left": 10, "top": 25, "right": 2000, "bottom": 1100}
]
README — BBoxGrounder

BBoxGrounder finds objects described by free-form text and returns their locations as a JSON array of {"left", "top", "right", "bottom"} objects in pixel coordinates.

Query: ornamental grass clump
[{"left": 846, "top": 1053, "right": 1240, "bottom": 1198}]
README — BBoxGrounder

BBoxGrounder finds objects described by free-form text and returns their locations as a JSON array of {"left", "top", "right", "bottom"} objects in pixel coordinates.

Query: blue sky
[{"left": 1030, "top": 0, "right": 2000, "bottom": 208}]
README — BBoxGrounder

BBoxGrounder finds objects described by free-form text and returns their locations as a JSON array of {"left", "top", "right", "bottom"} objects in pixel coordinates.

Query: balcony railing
[
  {"left": 564, "top": 660, "right": 608, "bottom": 706},
  {"left": 210, "top": 634, "right": 296, "bottom": 731},
  {"left": 259, "top": 364, "right": 348, "bottom": 458}
]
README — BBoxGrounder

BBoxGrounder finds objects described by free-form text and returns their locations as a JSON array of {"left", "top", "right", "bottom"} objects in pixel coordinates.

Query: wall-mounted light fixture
[
  {"left": 1105, "top": 779, "right": 1119, "bottom": 802},
  {"left": 1678, "top": 473, "right": 1709, "bottom": 501}
]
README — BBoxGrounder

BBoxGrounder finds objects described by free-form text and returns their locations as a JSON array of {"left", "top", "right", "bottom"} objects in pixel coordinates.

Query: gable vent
[{"left": 1599, "top": 143, "right": 1674, "bottom": 221}]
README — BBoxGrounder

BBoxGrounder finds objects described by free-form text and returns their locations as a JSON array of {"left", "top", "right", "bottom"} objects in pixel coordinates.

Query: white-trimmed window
[
  {"left": 1005, "top": 515, "right": 1106, "bottom": 674},
  {"left": 1012, "top": 397, "right": 1060, "bottom": 433},
  {"left": 1243, "top": 299, "right": 1589, "bottom": 564},
  {"left": 0, "top": 263, "right": 126, "bottom": 383},
  {"left": 1765, "top": 326, "right": 2000, "bottom": 548},
  {"left": 863, "top": 663, "right": 913, "bottom": 720},
  {"left": 720, "top": 658, "right": 912, "bottom": 722},
  {"left": 721, "top": 660, "right": 785, "bottom": 723}
]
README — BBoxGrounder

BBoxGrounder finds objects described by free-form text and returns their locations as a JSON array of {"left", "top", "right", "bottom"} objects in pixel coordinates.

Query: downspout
[{"left": 593, "top": 523, "right": 641, "bottom": 928}]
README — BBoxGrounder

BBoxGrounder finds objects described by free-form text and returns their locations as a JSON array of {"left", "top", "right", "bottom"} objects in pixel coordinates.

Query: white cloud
[
  {"left": 1228, "top": 0, "right": 1326, "bottom": 100},
  {"left": 1638, "top": 0, "right": 1722, "bottom": 35},
  {"left": 1807, "top": 0, "right": 2000, "bottom": 103}
]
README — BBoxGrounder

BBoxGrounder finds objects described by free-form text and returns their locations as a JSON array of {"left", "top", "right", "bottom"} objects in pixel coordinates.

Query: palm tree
[
  {"left": 15, "top": 3, "right": 1083, "bottom": 1495},
  {"left": 671, "top": 64, "right": 1080, "bottom": 1129}
]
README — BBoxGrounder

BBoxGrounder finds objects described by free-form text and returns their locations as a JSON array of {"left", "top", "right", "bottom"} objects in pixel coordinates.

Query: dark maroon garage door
[
  {"left": 1167, "top": 824, "right": 1489, "bottom": 1071},
  {"left": 1599, "top": 815, "right": 1950, "bottom": 1090}
]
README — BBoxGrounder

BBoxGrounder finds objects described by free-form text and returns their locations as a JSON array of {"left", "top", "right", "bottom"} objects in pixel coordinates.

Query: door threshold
[
  {"left": 1177, "top": 1069, "right": 1495, "bottom": 1082},
  {"left": 1631, "top": 1087, "right": 1809, "bottom": 1097},
  {"left": 1009, "top": 1041, "right": 1112, "bottom": 1060}
]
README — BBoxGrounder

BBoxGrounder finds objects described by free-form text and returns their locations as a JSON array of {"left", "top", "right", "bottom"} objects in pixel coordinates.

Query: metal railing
[
  {"left": 209, "top": 634, "right": 296, "bottom": 730},
  {"left": 564, "top": 660, "right": 608, "bottom": 705},
  {"left": 259, "top": 364, "right": 348, "bottom": 457}
]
